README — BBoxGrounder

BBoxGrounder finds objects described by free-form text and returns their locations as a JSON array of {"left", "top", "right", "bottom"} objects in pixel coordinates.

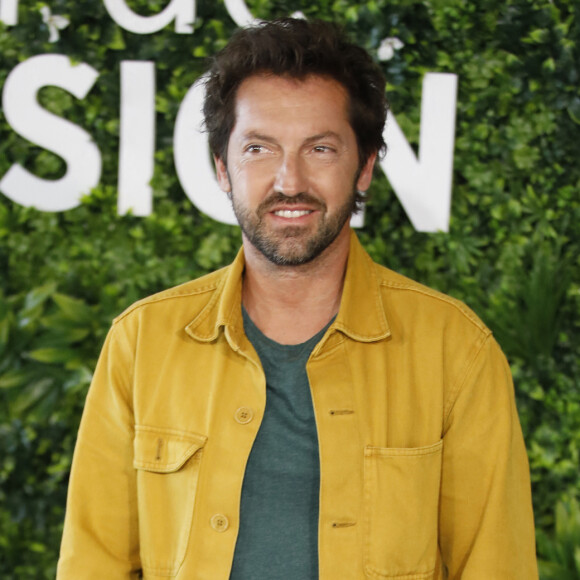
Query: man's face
[{"left": 215, "top": 74, "right": 376, "bottom": 266}]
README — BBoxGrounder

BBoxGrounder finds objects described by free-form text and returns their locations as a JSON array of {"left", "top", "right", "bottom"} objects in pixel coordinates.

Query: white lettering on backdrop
[
  {"left": 381, "top": 73, "right": 457, "bottom": 233},
  {"left": 174, "top": 76, "right": 237, "bottom": 225},
  {"left": 223, "top": 0, "right": 257, "bottom": 27},
  {"left": 118, "top": 61, "right": 156, "bottom": 216},
  {"left": 0, "top": 55, "right": 101, "bottom": 212},
  {"left": 0, "top": 58, "right": 458, "bottom": 232},
  {"left": 102, "top": 0, "right": 195, "bottom": 34},
  {"left": 173, "top": 73, "right": 457, "bottom": 231},
  {"left": 0, "top": 0, "right": 18, "bottom": 25},
  {"left": 1, "top": 0, "right": 250, "bottom": 28},
  {"left": 0, "top": 0, "right": 459, "bottom": 232}
]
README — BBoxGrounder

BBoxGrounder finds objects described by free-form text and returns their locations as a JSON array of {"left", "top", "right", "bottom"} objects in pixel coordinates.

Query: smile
[{"left": 273, "top": 210, "right": 313, "bottom": 218}]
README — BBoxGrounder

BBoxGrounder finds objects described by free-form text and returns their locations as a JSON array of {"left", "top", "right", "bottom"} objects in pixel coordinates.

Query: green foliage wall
[{"left": 0, "top": 1, "right": 579, "bottom": 576}]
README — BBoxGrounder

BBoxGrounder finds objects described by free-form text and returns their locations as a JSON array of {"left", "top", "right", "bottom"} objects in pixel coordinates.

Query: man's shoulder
[
  {"left": 370, "top": 259, "right": 490, "bottom": 336},
  {"left": 113, "top": 265, "right": 230, "bottom": 325}
]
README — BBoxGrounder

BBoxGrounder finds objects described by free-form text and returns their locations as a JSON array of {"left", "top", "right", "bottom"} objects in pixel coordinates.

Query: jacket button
[
  {"left": 234, "top": 406, "right": 254, "bottom": 424},
  {"left": 210, "top": 514, "right": 229, "bottom": 532}
]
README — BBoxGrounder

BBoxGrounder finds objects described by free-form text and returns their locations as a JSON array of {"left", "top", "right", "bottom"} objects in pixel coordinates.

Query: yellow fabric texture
[{"left": 57, "top": 232, "right": 538, "bottom": 579}]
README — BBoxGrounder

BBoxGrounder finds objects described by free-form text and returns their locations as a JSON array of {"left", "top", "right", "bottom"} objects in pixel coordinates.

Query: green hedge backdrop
[{"left": 0, "top": 0, "right": 579, "bottom": 577}]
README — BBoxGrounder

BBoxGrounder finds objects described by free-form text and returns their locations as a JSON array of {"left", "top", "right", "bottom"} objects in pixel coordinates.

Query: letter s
[{"left": 0, "top": 55, "right": 101, "bottom": 212}]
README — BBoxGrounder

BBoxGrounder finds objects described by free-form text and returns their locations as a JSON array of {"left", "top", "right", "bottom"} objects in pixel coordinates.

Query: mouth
[
  {"left": 272, "top": 209, "right": 314, "bottom": 218},
  {"left": 260, "top": 192, "right": 325, "bottom": 220}
]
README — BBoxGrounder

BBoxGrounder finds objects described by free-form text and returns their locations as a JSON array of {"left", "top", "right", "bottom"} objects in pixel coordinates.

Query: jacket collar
[
  {"left": 334, "top": 231, "right": 391, "bottom": 342},
  {"left": 185, "top": 230, "right": 390, "bottom": 347}
]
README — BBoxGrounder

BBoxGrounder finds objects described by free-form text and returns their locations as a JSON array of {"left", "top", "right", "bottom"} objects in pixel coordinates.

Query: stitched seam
[
  {"left": 135, "top": 425, "right": 207, "bottom": 441},
  {"left": 114, "top": 282, "right": 221, "bottom": 324},
  {"left": 141, "top": 564, "right": 177, "bottom": 576},
  {"left": 106, "top": 325, "right": 135, "bottom": 415},
  {"left": 378, "top": 280, "right": 490, "bottom": 334},
  {"left": 443, "top": 333, "right": 490, "bottom": 428},
  {"left": 135, "top": 454, "right": 201, "bottom": 472},
  {"left": 365, "top": 441, "right": 443, "bottom": 457},
  {"left": 140, "top": 450, "right": 201, "bottom": 576},
  {"left": 186, "top": 282, "right": 225, "bottom": 333},
  {"left": 311, "top": 332, "right": 345, "bottom": 359},
  {"left": 364, "top": 565, "right": 435, "bottom": 579},
  {"left": 363, "top": 445, "right": 440, "bottom": 579},
  {"left": 331, "top": 322, "right": 390, "bottom": 342},
  {"left": 333, "top": 249, "right": 389, "bottom": 342},
  {"left": 134, "top": 426, "right": 207, "bottom": 471}
]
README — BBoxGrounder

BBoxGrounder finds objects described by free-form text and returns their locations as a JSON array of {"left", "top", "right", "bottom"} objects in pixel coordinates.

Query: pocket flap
[
  {"left": 365, "top": 439, "right": 443, "bottom": 458},
  {"left": 133, "top": 425, "right": 207, "bottom": 473}
]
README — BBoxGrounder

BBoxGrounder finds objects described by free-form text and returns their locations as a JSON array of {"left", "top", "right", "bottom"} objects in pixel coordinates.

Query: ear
[
  {"left": 356, "top": 152, "right": 377, "bottom": 192},
  {"left": 214, "top": 156, "right": 231, "bottom": 193}
]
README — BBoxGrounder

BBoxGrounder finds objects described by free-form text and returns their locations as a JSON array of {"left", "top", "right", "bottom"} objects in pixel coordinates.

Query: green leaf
[
  {"left": 22, "top": 284, "right": 57, "bottom": 314},
  {"left": 29, "top": 542, "right": 47, "bottom": 553},
  {"left": 52, "top": 294, "right": 92, "bottom": 322},
  {"left": 0, "top": 370, "right": 31, "bottom": 389},
  {"left": 0, "top": 317, "right": 10, "bottom": 350},
  {"left": 27, "top": 348, "right": 77, "bottom": 364},
  {"left": 107, "top": 26, "right": 126, "bottom": 50}
]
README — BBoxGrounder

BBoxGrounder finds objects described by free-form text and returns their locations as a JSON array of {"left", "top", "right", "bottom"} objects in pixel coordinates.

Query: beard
[{"left": 231, "top": 188, "right": 357, "bottom": 267}]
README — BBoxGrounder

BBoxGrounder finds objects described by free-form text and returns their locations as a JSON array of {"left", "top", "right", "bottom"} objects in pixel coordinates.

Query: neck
[{"left": 242, "top": 227, "right": 351, "bottom": 344}]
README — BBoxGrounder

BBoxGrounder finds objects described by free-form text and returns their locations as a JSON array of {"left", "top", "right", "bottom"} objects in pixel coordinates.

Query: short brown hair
[{"left": 203, "top": 18, "right": 388, "bottom": 169}]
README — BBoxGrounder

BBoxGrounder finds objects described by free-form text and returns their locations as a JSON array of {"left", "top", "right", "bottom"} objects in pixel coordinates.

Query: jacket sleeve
[
  {"left": 57, "top": 321, "right": 142, "bottom": 579},
  {"left": 438, "top": 333, "right": 538, "bottom": 578}
]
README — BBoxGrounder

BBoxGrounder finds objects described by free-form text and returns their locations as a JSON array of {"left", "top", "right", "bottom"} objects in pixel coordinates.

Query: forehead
[{"left": 231, "top": 74, "right": 351, "bottom": 130}]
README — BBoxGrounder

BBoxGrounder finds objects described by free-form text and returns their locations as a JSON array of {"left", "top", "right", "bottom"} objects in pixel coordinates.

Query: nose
[{"left": 273, "top": 153, "right": 307, "bottom": 196}]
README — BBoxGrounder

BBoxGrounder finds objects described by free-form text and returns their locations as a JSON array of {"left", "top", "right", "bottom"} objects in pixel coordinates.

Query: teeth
[{"left": 274, "top": 210, "right": 312, "bottom": 218}]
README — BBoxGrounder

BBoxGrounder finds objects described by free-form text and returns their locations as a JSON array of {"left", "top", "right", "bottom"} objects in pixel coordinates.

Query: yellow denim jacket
[{"left": 58, "top": 232, "right": 537, "bottom": 579}]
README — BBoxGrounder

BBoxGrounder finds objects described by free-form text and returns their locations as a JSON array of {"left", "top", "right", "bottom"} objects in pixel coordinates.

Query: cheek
[
  {"left": 311, "top": 168, "right": 356, "bottom": 196},
  {"left": 231, "top": 161, "right": 276, "bottom": 191}
]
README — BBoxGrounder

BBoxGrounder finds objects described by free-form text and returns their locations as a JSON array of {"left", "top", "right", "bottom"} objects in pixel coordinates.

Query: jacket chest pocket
[
  {"left": 133, "top": 426, "right": 207, "bottom": 577},
  {"left": 363, "top": 440, "right": 443, "bottom": 579}
]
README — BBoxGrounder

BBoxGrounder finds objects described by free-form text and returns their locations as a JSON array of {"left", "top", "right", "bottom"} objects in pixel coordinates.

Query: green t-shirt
[{"left": 229, "top": 308, "right": 333, "bottom": 580}]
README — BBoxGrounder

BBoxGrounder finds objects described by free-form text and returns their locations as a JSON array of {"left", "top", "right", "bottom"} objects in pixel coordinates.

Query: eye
[
  {"left": 312, "top": 145, "right": 335, "bottom": 153},
  {"left": 245, "top": 144, "right": 267, "bottom": 153}
]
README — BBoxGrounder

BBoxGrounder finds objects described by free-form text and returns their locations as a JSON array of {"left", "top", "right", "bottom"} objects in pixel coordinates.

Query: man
[{"left": 57, "top": 18, "right": 538, "bottom": 579}]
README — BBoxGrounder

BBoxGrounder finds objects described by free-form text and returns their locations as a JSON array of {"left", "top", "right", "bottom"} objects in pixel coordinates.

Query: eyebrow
[
  {"left": 241, "top": 131, "right": 277, "bottom": 144},
  {"left": 241, "top": 131, "right": 344, "bottom": 145},
  {"left": 303, "top": 131, "right": 343, "bottom": 145}
]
